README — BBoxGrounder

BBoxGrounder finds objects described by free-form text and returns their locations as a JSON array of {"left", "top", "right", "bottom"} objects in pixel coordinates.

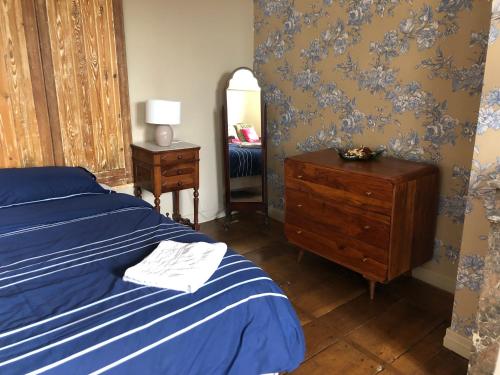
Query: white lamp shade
[{"left": 145, "top": 100, "right": 181, "bottom": 125}]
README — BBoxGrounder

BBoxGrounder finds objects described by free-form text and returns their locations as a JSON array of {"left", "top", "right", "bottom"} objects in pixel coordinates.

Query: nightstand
[{"left": 131, "top": 141, "right": 200, "bottom": 230}]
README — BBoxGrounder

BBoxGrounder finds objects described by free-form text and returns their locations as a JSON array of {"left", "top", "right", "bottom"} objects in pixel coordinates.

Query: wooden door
[
  {"left": 36, "top": 0, "right": 132, "bottom": 185},
  {"left": 0, "top": 0, "right": 54, "bottom": 168}
]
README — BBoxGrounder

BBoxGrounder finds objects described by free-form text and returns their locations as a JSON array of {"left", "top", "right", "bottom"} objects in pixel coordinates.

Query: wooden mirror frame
[{"left": 222, "top": 67, "right": 268, "bottom": 225}]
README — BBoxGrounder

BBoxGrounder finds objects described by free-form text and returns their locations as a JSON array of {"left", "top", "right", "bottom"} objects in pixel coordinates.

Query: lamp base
[{"left": 155, "top": 125, "right": 174, "bottom": 147}]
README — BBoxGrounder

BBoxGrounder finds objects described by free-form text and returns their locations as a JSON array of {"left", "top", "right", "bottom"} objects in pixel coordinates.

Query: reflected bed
[{"left": 228, "top": 144, "right": 262, "bottom": 178}]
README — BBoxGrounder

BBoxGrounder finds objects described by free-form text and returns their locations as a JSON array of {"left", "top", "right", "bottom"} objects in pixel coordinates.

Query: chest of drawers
[{"left": 284, "top": 149, "right": 439, "bottom": 299}]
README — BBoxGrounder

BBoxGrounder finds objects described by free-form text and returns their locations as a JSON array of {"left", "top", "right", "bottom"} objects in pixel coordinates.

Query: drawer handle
[
  {"left": 297, "top": 204, "right": 303, "bottom": 208},
  {"left": 177, "top": 155, "right": 183, "bottom": 159},
  {"left": 177, "top": 169, "right": 182, "bottom": 175},
  {"left": 363, "top": 225, "right": 371, "bottom": 230},
  {"left": 362, "top": 257, "right": 368, "bottom": 263},
  {"left": 177, "top": 181, "right": 183, "bottom": 187},
  {"left": 365, "top": 191, "right": 373, "bottom": 196},
  {"left": 297, "top": 175, "right": 303, "bottom": 179},
  {"left": 296, "top": 230, "right": 303, "bottom": 235}
]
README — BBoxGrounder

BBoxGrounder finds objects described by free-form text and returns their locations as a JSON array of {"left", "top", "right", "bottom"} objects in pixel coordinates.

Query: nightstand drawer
[
  {"left": 162, "top": 173, "right": 195, "bottom": 191},
  {"left": 162, "top": 162, "right": 196, "bottom": 177},
  {"left": 161, "top": 150, "right": 198, "bottom": 164}
]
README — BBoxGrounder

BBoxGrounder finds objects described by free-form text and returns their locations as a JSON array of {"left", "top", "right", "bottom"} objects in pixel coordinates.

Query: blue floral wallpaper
[
  {"left": 254, "top": 0, "right": 491, "bottom": 297},
  {"left": 450, "top": 0, "right": 500, "bottom": 342}
]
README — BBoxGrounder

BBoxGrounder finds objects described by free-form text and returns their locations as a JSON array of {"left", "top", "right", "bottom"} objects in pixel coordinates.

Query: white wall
[
  {"left": 227, "top": 90, "right": 262, "bottom": 136},
  {"left": 122, "top": 0, "right": 254, "bottom": 222}
]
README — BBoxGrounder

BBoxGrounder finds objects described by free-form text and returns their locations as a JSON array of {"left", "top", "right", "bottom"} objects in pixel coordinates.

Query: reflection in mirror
[
  {"left": 222, "top": 67, "right": 267, "bottom": 225},
  {"left": 226, "top": 69, "right": 263, "bottom": 203}
]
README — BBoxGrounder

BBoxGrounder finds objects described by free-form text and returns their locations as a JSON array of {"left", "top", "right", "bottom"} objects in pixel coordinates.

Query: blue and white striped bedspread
[
  {"left": 0, "top": 193, "right": 304, "bottom": 374},
  {"left": 229, "top": 144, "right": 262, "bottom": 178}
]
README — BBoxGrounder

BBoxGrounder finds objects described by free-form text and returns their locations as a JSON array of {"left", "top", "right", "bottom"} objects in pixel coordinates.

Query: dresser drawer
[
  {"left": 162, "top": 162, "right": 196, "bottom": 177},
  {"left": 285, "top": 159, "right": 394, "bottom": 208},
  {"left": 161, "top": 149, "right": 198, "bottom": 164},
  {"left": 162, "top": 173, "right": 195, "bottom": 191},
  {"left": 286, "top": 212, "right": 388, "bottom": 264},
  {"left": 286, "top": 188, "right": 391, "bottom": 249},
  {"left": 285, "top": 223, "right": 388, "bottom": 281}
]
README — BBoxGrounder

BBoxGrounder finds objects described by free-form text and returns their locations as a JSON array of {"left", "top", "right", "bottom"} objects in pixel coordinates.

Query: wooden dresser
[
  {"left": 131, "top": 141, "right": 200, "bottom": 230},
  {"left": 284, "top": 149, "right": 439, "bottom": 299}
]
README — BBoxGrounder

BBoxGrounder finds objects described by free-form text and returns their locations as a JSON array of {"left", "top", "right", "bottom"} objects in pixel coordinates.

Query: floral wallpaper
[
  {"left": 254, "top": 0, "right": 492, "bottom": 291},
  {"left": 450, "top": 0, "right": 500, "bottom": 342}
]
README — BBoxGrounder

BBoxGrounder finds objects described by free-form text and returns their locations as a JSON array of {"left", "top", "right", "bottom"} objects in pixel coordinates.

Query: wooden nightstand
[{"left": 131, "top": 141, "right": 200, "bottom": 230}]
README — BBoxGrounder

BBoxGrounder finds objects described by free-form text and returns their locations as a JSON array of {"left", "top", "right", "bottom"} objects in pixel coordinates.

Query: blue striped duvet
[{"left": 0, "top": 193, "right": 304, "bottom": 374}]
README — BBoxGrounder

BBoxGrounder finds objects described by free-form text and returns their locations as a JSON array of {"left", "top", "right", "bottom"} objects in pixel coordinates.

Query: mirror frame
[{"left": 222, "top": 67, "right": 268, "bottom": 223}]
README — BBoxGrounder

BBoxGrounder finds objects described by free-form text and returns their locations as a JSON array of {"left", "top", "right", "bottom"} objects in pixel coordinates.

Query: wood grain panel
[
  {"left": 285, "top": 176, "right": 393, "bottom": 216},
  {"left": 40, "top": 0, "right": 131, "bottom": 185},
  {"left": 285, "top": 158, "right": 394, "bottom": 202},
  {"left": 286, "top": 188, "right": 391, "bottom": 249},
  {"left": 387, "top": 180, "right": 416, "bottom": 279},
  {"left": 0, "top": 0, "right": 53, "bottom": 168},
  {"left": 285, "top": 223, "right": 388, "bottom": 281}
]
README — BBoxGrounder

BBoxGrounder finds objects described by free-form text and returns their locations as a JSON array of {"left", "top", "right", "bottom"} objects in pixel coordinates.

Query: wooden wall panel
[
  {"left": 40, "top": 0, "right": 131, "bottom": 185},
  {"left": 0, "top": 0, "right": 54, "bottom": 168}
]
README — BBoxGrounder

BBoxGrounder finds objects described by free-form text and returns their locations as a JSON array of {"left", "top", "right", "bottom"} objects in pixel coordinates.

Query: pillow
[
  {"left": 228, "top": 124, "right": 238, "bottom": 139},
  {"left": 234, "top": 123, "right": 253, "bottom": 141},
  {"left": 0, "top": 167, "right": 110, "bottom": 208},
  {"left": 241, "top": 127, "right": 260, "bottom": 143}
]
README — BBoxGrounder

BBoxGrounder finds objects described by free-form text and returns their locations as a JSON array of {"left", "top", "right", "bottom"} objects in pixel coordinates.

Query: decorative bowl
[{"left": 337, "top": 147, "right": 385, "bottom": 161}]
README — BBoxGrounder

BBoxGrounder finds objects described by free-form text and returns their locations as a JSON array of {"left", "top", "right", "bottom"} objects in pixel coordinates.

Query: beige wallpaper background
[
  {"left": 448, "top": 0, "right": 500, "bottom": 349},
  {"left": 254, "top": 0, "right": 491, "bottom": 294}
]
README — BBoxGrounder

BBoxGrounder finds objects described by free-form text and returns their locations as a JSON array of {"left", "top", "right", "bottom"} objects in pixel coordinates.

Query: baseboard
[
  {"left": 411, "top": 267, "right": 457, "bottom": 293},
  {"left": 268, "top": 207, "right": 284, "bottom": 222},
  {"left": 443, "top": 328, "right": 473, "bottom": 359}
]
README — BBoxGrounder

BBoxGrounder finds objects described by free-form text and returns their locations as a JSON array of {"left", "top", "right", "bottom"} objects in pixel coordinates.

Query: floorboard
[{"left": 200, "top": 214, "right": 468, "bottom": 375}]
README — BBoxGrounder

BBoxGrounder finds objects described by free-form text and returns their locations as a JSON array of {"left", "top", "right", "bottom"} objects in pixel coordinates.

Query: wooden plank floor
[{"left": 201, "top": 214, "right": 468, "bottom": 375}]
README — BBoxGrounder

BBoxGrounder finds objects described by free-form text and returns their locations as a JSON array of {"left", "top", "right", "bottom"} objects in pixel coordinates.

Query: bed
[
  {"left": 228, "top": 144, "right": 262, "bottom": 178},
  {"left": 0, "top": 167, "right": 304, "bottom": 374}
]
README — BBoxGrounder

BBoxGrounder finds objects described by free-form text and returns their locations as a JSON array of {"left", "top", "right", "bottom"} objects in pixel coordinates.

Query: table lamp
[{"left": 145, "top": 99, "right": 181, "bottom": 146}]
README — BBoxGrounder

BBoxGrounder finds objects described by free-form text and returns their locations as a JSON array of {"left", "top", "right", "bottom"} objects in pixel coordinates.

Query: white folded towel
[{"left": 123, "top": 240, "right": 227, "bottom": 293}]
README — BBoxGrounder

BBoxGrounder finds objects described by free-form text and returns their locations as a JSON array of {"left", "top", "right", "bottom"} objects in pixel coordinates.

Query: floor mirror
[{"left": 222, "top": 67, "right": 268, "bottom": 226}]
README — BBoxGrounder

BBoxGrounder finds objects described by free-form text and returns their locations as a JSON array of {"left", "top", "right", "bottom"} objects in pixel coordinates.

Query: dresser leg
[
  {"left": 369, "top": 280, "right": 376, "bottom": 300},
  {"left": 297, "top": 250, "right": 304, "bottom": 263},
  {"left": 193, "top": 188, "right": 199, "bottom": 231}
]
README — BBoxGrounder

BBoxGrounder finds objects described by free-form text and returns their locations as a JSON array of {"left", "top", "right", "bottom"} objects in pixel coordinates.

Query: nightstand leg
[
  {"left": 133, "top": 185, "right": 142, "bottom": 198},
  {"left": 153, "top": 195, "right": 161, "bottom": 213},
  {"left": 172, "top": 191, "right": 180, "bottom": 222},
  {"left": 193, "top": 188, "right": 199, "bottom": 231}
]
